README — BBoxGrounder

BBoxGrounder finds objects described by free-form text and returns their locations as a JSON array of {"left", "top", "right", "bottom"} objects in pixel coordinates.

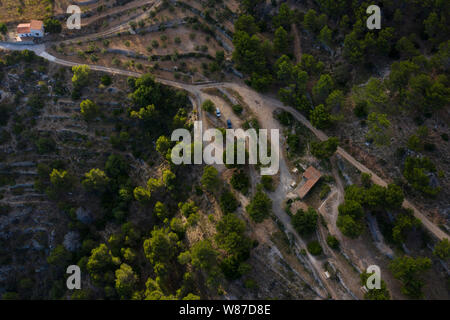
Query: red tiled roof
[
  {"left": 298, "top": 166, "right": 322, "bottom": 199},
  {"left": 17, "top": 20, "right": 43, "bottom": 34},
  {"left": 17, "top": 23, "right": 31, "bottom": 34},
  {"left": 30, "top": 20, "right": 44, "bottom": 30},
  {"left": 303, "top": 166, "right": 322, "bottom": 180}
]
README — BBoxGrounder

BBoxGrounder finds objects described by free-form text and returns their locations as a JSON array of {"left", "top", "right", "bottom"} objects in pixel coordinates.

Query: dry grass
[{"left": 0, "top": 0, "right": 53, "bottom": 24}]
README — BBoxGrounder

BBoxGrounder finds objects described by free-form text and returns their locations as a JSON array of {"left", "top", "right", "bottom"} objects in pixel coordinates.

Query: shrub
[
  {"left": 307, "top": 241, "right": 323, "bottom": 255},
  {"left": 100, "top": 75, "right": 112, "bottom": 86},
  {"left": 80, "top": 99, "right": 99, "bottom": 120},
  {"left": 326, "top": 235, "right": 339, "bottom": 249},
  {"left": 246, "top": 187, "right": 272, "bottom": 223},
  {"left": 232, "top": 104, "right": 243, "bottom": 115},
  {"left": 292, "top": 207, "right": 318, "bottom": 236},
  {"left": 220, "top": 190, "right": 239, "bottom": 214},
  {"left": 230, "top": 170, "right": 249, "bottom": 195},
  {"left": 261, "top": 175, "right": 274, "bottom": 191},
  {"left": 202, "top": 99, "right": 215, "bottom": 113}
]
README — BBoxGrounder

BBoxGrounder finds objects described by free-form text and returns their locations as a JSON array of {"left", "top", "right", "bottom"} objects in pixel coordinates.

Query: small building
[
  {"left": 17, "top": 20, "right": 44, "bottom": 38},
  {"left": 297, "top": 166, "right": 322, "bottom": 199}
]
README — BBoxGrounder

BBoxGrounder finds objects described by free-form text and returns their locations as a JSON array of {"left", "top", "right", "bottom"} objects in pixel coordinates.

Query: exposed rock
[
  {"left": 63, "top": 231, "right": 81, "bottom": 252},
  {"left": 76, "top": 207, "right": 93, "bottom": 224}
]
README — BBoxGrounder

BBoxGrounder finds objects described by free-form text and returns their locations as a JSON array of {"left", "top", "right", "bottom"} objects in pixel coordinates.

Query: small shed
[{"left": 297, "top": 166, "right": 322, "bottom": 199}]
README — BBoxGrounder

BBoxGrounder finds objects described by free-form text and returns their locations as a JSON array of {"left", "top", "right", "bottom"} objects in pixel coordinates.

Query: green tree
[
  {"left": 311, "top": 137, "right": 339, "bottom": 159},
  {"left": 47, "top": 245, "right": 71, "bottom": 267},
  {"left": 201, "top": 165, "right": 220, "bottom": 191},
  {"left": 230, "top": 170, "right": 250, "bottom": 194},
  {"left": 389, "top": 256, "right": 431, "bottom": 298},
  {"left": 392, "top": 212, "right": 421, "bottom": 244},
  {"left": 105, "top": 154, "right": 128, "bottom": 180},
  {"left": 87, "top": 244, "right": 119, "bottom": 284},
  {"left": 235, "top": 14, "right": 259, "bottom": 35},
  {"left": 44, "top": 18, "right": 62, "bottom": 33},
  {"left": 179, "top": 201, "right": 198, "bottom": 218},
  {"left": 273, "top": 3, "right": 293, "bottom": 30},
  {"left": 365, "top": 184, "right": 386, "bottom": 209},
  {"left": 313, "top": 74, "right": 334, "bottom": 104},
  {"left": 359, "top": 78, "right": 388, "bottom": 110},
  {"left": 338, "top": 200, "right": 364, "bottom": 219},
  {"left": 292, "top": 207, "right": 318, "bottom": 236},
  {"left": 307, "top": 241, "right": 323, "bottom": 255},
  {"left": 162, "top": 169, "right": 176, "bottom": 190},
  {"left": 360, "top": 272, "right": 390, "bottom": 300},
  {"left": 201, "top": 100, "right": 215, "bottom": 113},
  {"left": 337, "top": 214, "right": 363, "bottom": 238},
  {"left": 220, "top": 190, "right": 239, "bottom": 214},
  {"left": 71, "top": 65, "right": 90, "bottom": 89},
  {"left": 403, "top": 156, "right": 440, "bottom": 196},
  {"left": 433, "top": 239, "right": 450, "bottom": 260},
  {"left": 343, "top": 31, "right": 364, "bottom": 64},
  {"left": 154, "top": 201, "right": 169, "bottom": 221},
  {"left": 274, "top": 26, "right": 289, "bottom": 54},
  {"left": 246, "top": 187, "right": 272, "bottom": 223},
  {"left": 100, "top": 75, "right": 112, "bottom": 86},
  {"left": 143, "top": 228, "right": 179, "bottom": 265},
  {"left": 310, "top": 104, "right": 332, "bottom": 129},
  {"left": 115, "top": 263, "right": 138, "bottom": 299},
  {"left": 0, "top": 23, "right": 7, "bottom": 34},
  {"left": 49, "top": 169, "right": 74, "bottom": 191},
  {"left": 385, "top": 184, "right": 404, "bottom": 210},
  {"left": 215, "top": 214, "right": 251, "bottom": 258},
  {"left": 326, "top": 235, "right": 339, "bottom": 249},
  {"left": 396, "top": 37, "right": 419, "bottom": 59},
  {"left": 261, "top": 175, "right": 275, "bottom": 192},
  {"left": 82, "top": 168, "right": 110, "bottom": 193},
  {"left": 387, "top": 60, "right": 419, "bottom": 95},
  {"left": 80, "top": 99, "right": 99, "bottom": 120},
  {"left": 190, "top": 240, "right": 217, "bottom": 271},
  {"left": 232, "top": 31, "right": 268, "bottom": 76},
  {"left": 303, "top": 9, "right": 318, "bottom": 32},
  {"left": 156, "top": 135, "right": 171, "bottom": 157},
  {"left": 319, "top": 26, "right": 332, "bottom": 46},
  {"left": 326, "top": 90, "right": 344, "bottom": 110},
  {"left": 133, "top": 186, "right": 151, "bottom": 203},
  {"left": 366, "top": 112, "right": 391, "bottom": 146}
]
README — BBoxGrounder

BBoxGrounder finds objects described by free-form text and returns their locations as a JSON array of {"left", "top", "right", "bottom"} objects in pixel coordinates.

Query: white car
[{"left": 216, "top": 107, "right": 221, "bottom": 118}]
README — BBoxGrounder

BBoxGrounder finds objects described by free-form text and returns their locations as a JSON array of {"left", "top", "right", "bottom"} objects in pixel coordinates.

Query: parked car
[
  {"left": 216, "top": 107, "right": 221, "bottom": 118},
  {"left": 226, "top": 119, "right": 232, "bottom": 129}
]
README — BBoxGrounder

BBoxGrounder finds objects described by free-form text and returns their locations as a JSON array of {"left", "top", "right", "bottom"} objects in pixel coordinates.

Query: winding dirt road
[
  {"left": 1, "top": 42, "right": 446, "bottom": 242},
  {"left": 0, "top": 40, "right": 447, "bottom": 301}
]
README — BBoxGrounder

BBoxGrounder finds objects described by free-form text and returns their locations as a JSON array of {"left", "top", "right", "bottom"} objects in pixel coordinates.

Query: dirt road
[{"left": 1, "top": 43, "right": 446, "bottom": 246}]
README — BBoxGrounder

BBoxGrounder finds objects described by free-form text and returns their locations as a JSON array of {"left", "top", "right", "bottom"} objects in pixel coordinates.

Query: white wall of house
[
  {"left": 30, "top": 28, "right": 44, "bottom": 37},
  {"left": 18, "top": 29, "right": 43, "bottom": 38}
]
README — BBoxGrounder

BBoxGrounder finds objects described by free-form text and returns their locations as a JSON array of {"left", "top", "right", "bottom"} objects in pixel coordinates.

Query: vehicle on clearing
[
  {"left": 216, "top": 107, "right": 221, "bottom": 118},
  {"left": 227, "top": 119, "right": 232, "bottom": 129}
]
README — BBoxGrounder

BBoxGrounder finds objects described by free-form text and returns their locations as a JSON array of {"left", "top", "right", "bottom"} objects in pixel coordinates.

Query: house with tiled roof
[
  {"left": 17, "top": 20, "right": 44, "bottom": 38},
  {"left": 297, "top": 166, "right": 322, "bottom": 199}
]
